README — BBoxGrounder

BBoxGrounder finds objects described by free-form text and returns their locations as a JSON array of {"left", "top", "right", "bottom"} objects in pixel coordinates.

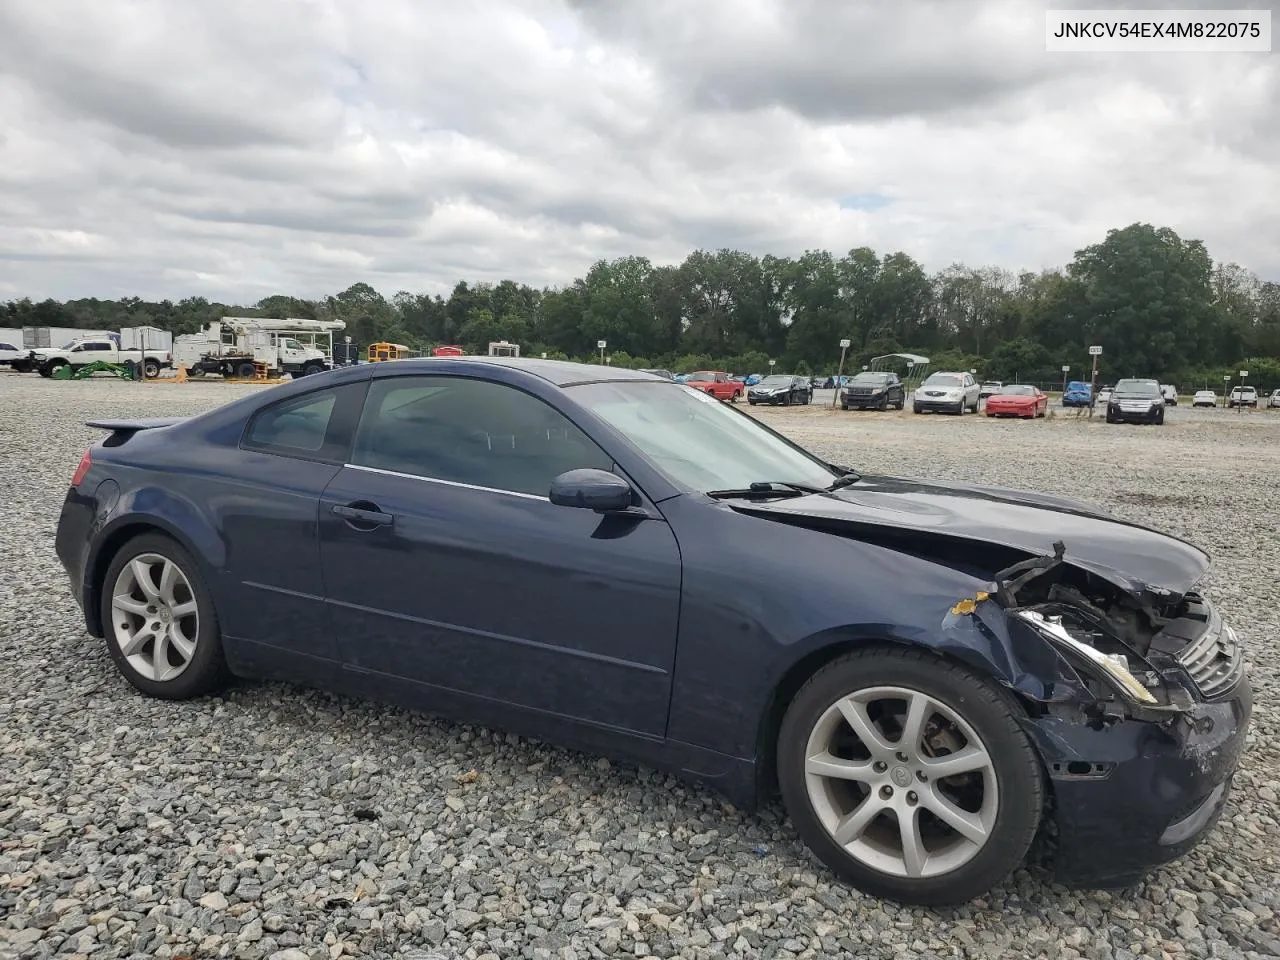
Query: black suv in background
[
  {"left": 1106, "top": 378, "right": 1166, "bottom": 425},
  {"left": 840, "top": 371, "right": 906, "bottom": 410}
]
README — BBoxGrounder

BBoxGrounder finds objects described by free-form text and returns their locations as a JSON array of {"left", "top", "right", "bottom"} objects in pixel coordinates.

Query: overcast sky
[{"left": 0, "top": 0, "right": 1276, "bottom": 303}]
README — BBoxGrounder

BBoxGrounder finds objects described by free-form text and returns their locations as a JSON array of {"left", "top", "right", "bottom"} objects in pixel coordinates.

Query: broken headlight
[{"left": 1015, "top": 609, "right": 1159, "bottom": 705}]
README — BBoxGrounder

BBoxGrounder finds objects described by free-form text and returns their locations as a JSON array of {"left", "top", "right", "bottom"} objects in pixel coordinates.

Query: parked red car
[
  {"left": 685, "top": 370, "right": 745, "bottom": 402},
  {"left": 985, "top": 384, "right": 1048, "bottom": 419}
]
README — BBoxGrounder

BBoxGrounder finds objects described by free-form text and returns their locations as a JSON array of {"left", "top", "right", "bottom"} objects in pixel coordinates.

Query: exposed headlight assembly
[{"left": 1015, "top": 609, "right": 1158, "bottom": 704}]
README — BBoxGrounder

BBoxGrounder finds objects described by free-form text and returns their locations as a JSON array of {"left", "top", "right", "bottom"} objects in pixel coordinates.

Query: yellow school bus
[{"left": 367, "top": 342, "right": 411, "bottom": 362}]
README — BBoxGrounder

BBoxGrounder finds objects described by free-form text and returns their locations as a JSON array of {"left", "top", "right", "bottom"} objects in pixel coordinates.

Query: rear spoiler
[{"left": 86, "top": 417, "right": 186, "bottom": 443}]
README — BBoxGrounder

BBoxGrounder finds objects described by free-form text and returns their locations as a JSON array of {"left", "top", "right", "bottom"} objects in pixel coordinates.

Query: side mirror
[{"left": 549, "top": 468, "right": 634, "bottom": 513}]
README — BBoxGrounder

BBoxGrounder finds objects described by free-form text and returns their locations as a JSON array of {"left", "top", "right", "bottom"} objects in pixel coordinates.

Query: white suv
[{"left": 913, "top": 371, "right": 981, "bottom": 415}]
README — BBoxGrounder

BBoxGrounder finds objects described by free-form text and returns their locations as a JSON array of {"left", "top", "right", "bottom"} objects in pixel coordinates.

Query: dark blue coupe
[{"left": 56, "top": 357, "right": 1251, "bottom": 905}]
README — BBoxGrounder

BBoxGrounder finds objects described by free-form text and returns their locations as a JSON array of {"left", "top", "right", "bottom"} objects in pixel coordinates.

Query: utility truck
[{"left": 173, "top": 317, "right": 345, "bottom": 379}]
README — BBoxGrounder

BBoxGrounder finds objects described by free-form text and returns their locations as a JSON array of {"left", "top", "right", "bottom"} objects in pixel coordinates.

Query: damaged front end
[{"left": 941, "top": 540, "right": 1253, "bottom": 888}]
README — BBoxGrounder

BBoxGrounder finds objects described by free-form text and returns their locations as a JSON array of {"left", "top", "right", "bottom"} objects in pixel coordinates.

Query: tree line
[{"left": 4, "top": 221, "right": 1278, "bottom": 387}]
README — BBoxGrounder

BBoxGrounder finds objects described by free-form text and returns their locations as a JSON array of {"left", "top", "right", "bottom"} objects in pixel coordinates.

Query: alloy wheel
[
  {"left": 109, "top": 552, "right": 200, "bottom": 682},
  {"left": 802, "top": 685, "right": 998, "bottom": 879}
]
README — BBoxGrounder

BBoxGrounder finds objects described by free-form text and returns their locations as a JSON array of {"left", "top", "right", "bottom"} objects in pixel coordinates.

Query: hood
[{"left": 729, "top": 474, "right": 1209, "bottom": 598}]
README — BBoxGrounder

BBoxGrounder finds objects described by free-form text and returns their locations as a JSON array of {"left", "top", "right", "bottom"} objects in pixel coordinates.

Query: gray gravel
[{"left": 1, "top": 372, "right": 1277, "bottom": 960}]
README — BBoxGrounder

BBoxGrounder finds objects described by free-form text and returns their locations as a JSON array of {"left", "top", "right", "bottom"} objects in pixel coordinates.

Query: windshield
[
  {"left": 1000, "top": 385, "right": 1036, "bottom": 396},
  {"left": 567, "top": 381, "right": 836, "bottom": 492},
  {"left": 1113, "top": 379, "right": 1160, "bottom": 396},
  {"left": 759, "top": 375, "right": 792, "bottom": 385},
  {"left": 851, "top": 372, "right": 891, "bottom": 384},
  {"left": 1066, "top": 381, "right": 1088, "bottom": 391},
  {"left": 923, "top": 374, "right": 962, "bottom": 387},
  {"left": 686, "top": 371, "right": 714, "bottom": 382}
]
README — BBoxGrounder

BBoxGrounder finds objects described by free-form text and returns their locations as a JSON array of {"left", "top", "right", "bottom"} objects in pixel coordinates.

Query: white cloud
[{"left": 0, "top": 0, "right": 1275, "bottom": 303}]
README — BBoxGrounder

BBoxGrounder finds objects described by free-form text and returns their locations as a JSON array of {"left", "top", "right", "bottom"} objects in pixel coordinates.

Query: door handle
[{"left": 331, "top": 503, "right": 394, "bottom": 528}]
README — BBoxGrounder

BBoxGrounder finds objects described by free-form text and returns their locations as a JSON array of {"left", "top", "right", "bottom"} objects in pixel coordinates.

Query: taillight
[{"left": 71, "top": 448, "right": 92, "bottom": 487}]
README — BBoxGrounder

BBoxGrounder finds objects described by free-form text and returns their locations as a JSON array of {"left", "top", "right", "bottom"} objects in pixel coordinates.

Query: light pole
[
  {"left": 1239, "top": 369, "right": 1248, "bottom": 414},
  {"left": 1223, "top": 374, "right": 1231, "bottom": 408},
  {"left": 831, "top": 338, "right": 851, "bottom": 408},
  {"left": 597, "top": 339, "right": 606, "bottom": 364}
]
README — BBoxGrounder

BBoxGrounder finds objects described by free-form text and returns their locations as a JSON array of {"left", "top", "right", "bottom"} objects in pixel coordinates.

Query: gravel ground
[{"left": 1, "top": 372, "right": 1277, "bottom": 960}]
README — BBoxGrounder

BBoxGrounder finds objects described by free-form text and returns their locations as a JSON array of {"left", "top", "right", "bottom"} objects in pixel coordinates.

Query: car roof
[{"left": 380, "top": 356, "right": 664, "bottom": 386}]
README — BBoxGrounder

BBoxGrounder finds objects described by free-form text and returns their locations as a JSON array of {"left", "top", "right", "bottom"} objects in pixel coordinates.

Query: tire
[
  {"left": 142, "top": 359, "right": 160, "bottom": 379},
  {"left": 955, "top": 404, "right": 965, "bottom": 416},
  {"left": 895, "top": 399, "right": 905, "bottom": 410},
  {"left": 913, "top": 405, "right": 922, "bottom": 414},
  {"left": 38, "top": 364, "right": 53, "bottom": 378},
  {"left": 1156, "top": 409, "right": 1165, "bottom": 425},
  {"left": 776, "top": 647, "right": 1044, "bottom": 906},
  {"left": 99, "top": 533, "right": 230, "bottom": 700},
  {"left": 235, "top": 361, "right": 256, "bottom": 379},
  {"left": 749, "top": 400, "right": 758, "bottom": 406},
  {"left": 841, "top": 403, "right": 849, "bottom": 411}
]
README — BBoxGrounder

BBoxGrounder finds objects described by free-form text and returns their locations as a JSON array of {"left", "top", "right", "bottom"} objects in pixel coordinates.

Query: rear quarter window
[{"left": 242, "top": 381, "right": 368, "bottom": 461}]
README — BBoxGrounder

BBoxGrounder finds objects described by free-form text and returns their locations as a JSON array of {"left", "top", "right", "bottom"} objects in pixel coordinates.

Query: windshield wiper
[{"left": 706, "top": 480, "right": 825, "bottom": 500}]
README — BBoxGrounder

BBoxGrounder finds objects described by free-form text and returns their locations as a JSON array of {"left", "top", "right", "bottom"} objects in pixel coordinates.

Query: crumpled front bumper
[{"left": 1025, "top": 675, "right": 1253, "bottom": 887}]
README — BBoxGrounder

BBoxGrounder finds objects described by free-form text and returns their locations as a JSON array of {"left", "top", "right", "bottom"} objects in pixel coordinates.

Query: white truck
[
  {"left": 173, "top": 317, "right": 344, "bottom": 379},
  {"left": 28, "top": 333, "right": 174, "bottom": 378}
]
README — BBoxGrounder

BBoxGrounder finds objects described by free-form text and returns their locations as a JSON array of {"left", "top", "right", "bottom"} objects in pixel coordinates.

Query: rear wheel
[
  {"left": 235, "top": 361, "right": 256, "bottom": 379},
  {"left": 777, "top": 647, "right": 1043, "bottom": 905},
  {"left": 143, "top": 359, "right": 160, "bottom": 379},
  {"left": 100, "top": 533, "right": 230, "bottom": 700}
]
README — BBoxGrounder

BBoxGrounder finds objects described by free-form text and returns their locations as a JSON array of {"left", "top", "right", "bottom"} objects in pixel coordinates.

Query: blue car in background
[{"left": 1063, "top": 381, "right": 1093, "bottom": 406}]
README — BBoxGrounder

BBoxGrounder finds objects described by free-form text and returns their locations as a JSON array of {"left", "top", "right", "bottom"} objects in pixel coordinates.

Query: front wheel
[
  {"left": 777, "top": 647, "right": 1044, "bottom": 905},
  {"left": 913, "top": 405, "right": 923, "bottom": 414},
  {"left": 100, "top": 533, "right": 230, "bottom": 700},
  {"left": 142, "top": 359, "right": 160, "bottom": 379}
]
